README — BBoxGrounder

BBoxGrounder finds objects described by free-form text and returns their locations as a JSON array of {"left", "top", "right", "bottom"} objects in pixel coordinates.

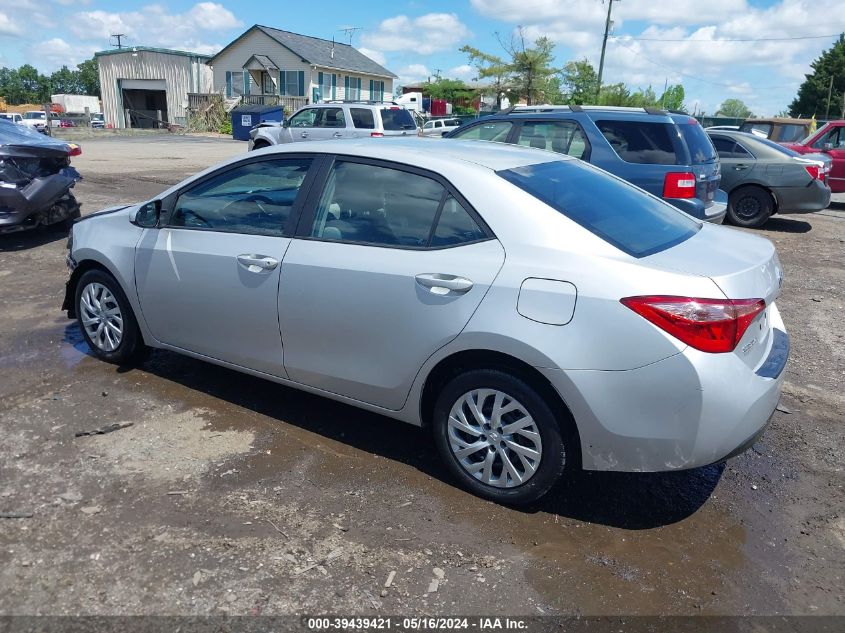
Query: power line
[{"left": 614, "top": 33, "right": 841, "bottom": 42}]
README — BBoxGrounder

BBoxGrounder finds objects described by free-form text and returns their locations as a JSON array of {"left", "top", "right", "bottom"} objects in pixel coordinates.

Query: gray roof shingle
[{"left": 255, "top": 25, "right": 396, "bottom": 78}]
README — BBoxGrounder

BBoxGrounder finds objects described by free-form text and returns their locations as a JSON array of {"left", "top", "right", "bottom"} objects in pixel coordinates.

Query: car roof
[
  {"left": 474, "top": 110, "right": 675, "bottom": 123},
  {"left": 270, "top": 137, "right": 568, "bottom": 171}
]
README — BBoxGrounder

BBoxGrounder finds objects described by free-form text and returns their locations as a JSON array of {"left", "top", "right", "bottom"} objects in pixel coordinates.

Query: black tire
[
  {"left": 727, "top": 186, "right": 774, "bottom": 228},
  {"left": 432, "top": 369, "right": 570, "bottom": 505},
  {"left": 252, "top": 140, "right": 270, "bottom": 150},
  {"left": 74, "top": 269, "right": 147, "bottom": 365}
]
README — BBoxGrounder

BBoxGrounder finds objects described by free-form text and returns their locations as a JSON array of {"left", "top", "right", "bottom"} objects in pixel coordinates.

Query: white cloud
[
  {"left": 357, "top": 46, "right": 386, "bottom": 66},
  {"left": 29, "top": 37, "right": 99, "bottom": 70},
  {"left": 0, "top": 12, "right": 22, "bottom": 35},
  {"left": 396, "top": 63, "right": 432, "bottom": 87},
  {"left": 448, "top": 64, "right": 474, "bottom": 80},
  {"left": 362, "top": 13, "right": 471, "bottom": 55},
  {"left": 69, "top": 2, "right": 241, "bottom": 54}
]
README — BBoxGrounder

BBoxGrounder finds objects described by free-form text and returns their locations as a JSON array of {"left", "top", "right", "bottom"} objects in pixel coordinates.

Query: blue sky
[{"left": 1, "top": 0, "right": 844, "bottom": 116}]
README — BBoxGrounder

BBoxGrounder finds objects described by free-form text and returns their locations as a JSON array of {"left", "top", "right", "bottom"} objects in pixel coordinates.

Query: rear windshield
[
  {"left": 739, "top": 122, "right": 772, "bottom": 138},
  {"left": 595, "top": 120, "right": 682, "bottom": 165},
  {"left": 498, "top": 160, "right": 699, "bottom": 258},
  {"left": 677, "top": 120, "right": 717, "bottom": 163},
  {"left": 775, "top": 123, "right": 807, "bottom": 143},
  {"left": 380, "top": 108, "right": 416, "bottom": 131}
]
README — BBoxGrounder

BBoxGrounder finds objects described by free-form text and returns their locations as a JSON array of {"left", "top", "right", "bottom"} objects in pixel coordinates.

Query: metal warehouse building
[{"left": 96, "top": 47, "right": 213, "bottom": 129}]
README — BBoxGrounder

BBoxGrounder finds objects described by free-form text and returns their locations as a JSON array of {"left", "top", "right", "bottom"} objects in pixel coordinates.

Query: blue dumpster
[{"left": 231, "top": 105, "right": 284, "bottom": 141}]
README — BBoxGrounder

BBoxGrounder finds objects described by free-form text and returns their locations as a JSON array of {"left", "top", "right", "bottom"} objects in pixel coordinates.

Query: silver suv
[{"left": 249, "top": 101, "right": 418, "bottom": 150}]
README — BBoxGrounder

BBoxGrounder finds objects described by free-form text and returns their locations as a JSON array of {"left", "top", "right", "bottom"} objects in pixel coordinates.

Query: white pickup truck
[
  {"left": 0, "top": 112, "right": 24, "bottom": 124},
  {"left": 20, "top": 111, "right": 58, "bottom": 132}
]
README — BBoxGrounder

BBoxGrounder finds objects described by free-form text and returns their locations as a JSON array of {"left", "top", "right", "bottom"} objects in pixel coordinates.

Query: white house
[{"left": 208, "top": 25, "right": 397, "bottom": 112}]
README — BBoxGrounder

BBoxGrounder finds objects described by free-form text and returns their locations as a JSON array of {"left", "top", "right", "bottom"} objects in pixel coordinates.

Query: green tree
[
  {"left": 0, "top": 67, "right": 25, "bottom": 104},
  {"left": 425, "top": 77, "right": 474, "bottom": 104},
  {"left": 76, "top": 58, "right": 100, "bottom": 97},
  {"left": 561, "top": 59, "right": 598, "bottom": 105},
  {"left": 459, "top": 45, "right": 510, "bottom": 109},
  {"left": 660, "top": 84, "right": 686, "bottom": 111},
  {"left": 461, "top": 29, "right": 561, "bottom": 106},
  {"left": 597, "top": 83, "right": 630, "bottom": 106},
  {"left": 50, "top": 66, "right": 81, "bottom": 95},
  {"left": 628, "top": 85, "right": 659, "bottom": 108},
  {"left": 503, "top": 31, "right": 559, "bottom": 105},
  {"left": 717, "top": 98, "right": 753, "bottom": 118},
  {"left": 789, "top": 34, "right": 845, "bottom": 118}
]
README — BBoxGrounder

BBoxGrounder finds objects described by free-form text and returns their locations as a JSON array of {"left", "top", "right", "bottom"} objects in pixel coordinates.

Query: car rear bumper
[
  {"left": 773, "top": 180, "right": 831, "bottom": 213},
  {"left": 667, "top": 189, "right": 727, "bottom": 224},
  {"left": 542, "top": 305, "right": 788, "bottom": 472}
]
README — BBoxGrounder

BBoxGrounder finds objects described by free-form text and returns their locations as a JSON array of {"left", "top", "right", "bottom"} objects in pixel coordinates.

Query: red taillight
[
  {"left": 621, "top": 295, "right": 766, "bottom": 353},
  {"left": 663, "top": 172, "right": 696, "bottom": 199},
  {"left": 370, "top": 132, "right": 384, "bottom": 137},
  {"left": 67, "top": 143, "right": 82, "bottom": 157},
  {"left": 804, "top": 164, "right": 822, "bottom": 180}
]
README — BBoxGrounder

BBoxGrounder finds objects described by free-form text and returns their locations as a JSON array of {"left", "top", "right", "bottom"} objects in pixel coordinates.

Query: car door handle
[
  {"left": 332, "top": 132, "right": 343, "bottom": 138},
  {"left": 415, "top": 273, "right": 473, "bottom": 295},
  {"left": 300, "top": 132, "right": 309, "bottom": 138},
  {"left": 734, "top": 164, "right": 750, "bottom": 170},
  {"left": 237, "top": 254, "right": 279, "bottom": 272}
]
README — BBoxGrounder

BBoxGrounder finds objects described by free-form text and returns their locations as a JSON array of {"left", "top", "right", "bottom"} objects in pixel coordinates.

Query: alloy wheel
[
  {"left": 447, "top": 389, "right": 543, "bottom": 488},
  {"left": 79, "top": 282, "right": 124, "bottom": 352}
]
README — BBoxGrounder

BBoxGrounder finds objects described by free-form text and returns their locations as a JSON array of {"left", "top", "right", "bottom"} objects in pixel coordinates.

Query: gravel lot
[{"left": 0, "top": 135, "right": 843, "bottom": 618}]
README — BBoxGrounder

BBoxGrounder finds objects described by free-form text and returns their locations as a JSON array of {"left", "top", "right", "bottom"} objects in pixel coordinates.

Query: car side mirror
[
  {"left": 130, "top": 200, "right": 160, "bottom": 228},
  {"left": 822, "top": 142, "right": 834, "bottom": 152},
  {"left": 282, "top": 119, "right": 290, "bottom": 128}
]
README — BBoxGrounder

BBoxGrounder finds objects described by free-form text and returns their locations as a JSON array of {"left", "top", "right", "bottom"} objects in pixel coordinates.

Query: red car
[{"left": 783, "top": 120, "right": 845, "bottom": 193}]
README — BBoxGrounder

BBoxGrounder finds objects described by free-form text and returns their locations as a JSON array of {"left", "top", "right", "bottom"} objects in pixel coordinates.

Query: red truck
[{"left": 783, "top": 120, "right": 845, "bottom": 193}]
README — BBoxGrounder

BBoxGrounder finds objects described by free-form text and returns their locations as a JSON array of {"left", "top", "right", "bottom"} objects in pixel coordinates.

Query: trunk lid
[
  {"left": 674, "top": 116, "right": 721, "bottom": 207},
  {"left": 643, "top": 224, "right": 783, "bottom": 369},
  {"left": 644, "top": 223, "right": 782, "bottom": 304}
]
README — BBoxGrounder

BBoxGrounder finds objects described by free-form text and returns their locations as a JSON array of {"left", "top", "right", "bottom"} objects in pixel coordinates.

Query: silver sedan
[{"left": 62, "top": 138, "right": 789, "bottom": 504}]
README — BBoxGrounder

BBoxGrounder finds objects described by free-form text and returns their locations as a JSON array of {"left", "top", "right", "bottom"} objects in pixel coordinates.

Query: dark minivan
[{"left": 445, "top": 106, "right": 727, "bottom": 223}]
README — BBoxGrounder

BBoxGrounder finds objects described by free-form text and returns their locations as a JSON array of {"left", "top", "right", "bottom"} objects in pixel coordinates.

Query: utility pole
[
  {"left": 111, "top": 34, "right": 126, "bottom": 49},
  {"left": 825, "top": 75, "right": 834, "bottom": 119},
  {"left": 597, "top": 0, "right": 617, "bottom": 100}
]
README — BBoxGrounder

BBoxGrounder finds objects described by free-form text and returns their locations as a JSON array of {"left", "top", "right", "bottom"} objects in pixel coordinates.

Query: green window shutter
[
  {"left": 298, "top": 71, "right": 305, "bottom": 97},
  {"left": 279, "top": 71, "right": 286, "bottom": 96},
  {"left": 225, "top": 71, "right": 232, "bottom": 97},
  {"left": 317, "top": 72, "right": 323, "bottom": 101},
  {"left": 331, "top": 74, "right": 336, "bottom": 100},
  {"left": 369, "top": 79, "right": 374, "bottom": 99},
  {"left": 344, "top": 75, "right": 349, "bottom": 98}
]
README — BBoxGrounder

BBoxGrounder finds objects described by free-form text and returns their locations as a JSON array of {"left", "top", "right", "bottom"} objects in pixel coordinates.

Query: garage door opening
[{"left": 122, "top": 88, "right": 168, "bottom": 128}]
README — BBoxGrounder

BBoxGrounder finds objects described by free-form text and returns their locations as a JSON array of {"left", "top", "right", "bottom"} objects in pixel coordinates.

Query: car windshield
[
  {"left": 739, "top": 122, "right": 772, "bottom": 138},
  {"left": 24, "top": 112, "right": 46, "bottom": 120},
  {"left": 380, "top": 108, "right": 416, "bottom": 131},
  {"left": 498, "top": 160, "right": 699, "bottom": 258},
  {"left": 677, "top": 120, "right": 717, "bottom": 163}
]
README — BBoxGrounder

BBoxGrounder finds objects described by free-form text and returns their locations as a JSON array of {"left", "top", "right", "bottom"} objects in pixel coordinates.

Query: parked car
[
  {"left": 59, "top": 119, "right": 76, "bottom": 128},
  {"left": 445, "top": 106, "right": 727, "bottom": 223},
  {"left": 738, "top": 118, "right": 812, "bottom": 144},
  {"left": 422, "top": 117, "right": 463, "bottom": 136},
  {"left": 707, "top": 130, "right": 831, "bottom": 227},
  {"left": 0, "top": 112, "right": 24, "bottom": 124},
  {"left": 0, "top": 119, "right": 81, "bottom": 233},
  {"left": 62, "top": 138, "right": 788, "bottom": 504},
  {"left": 21, "top": 110, "right": 49, "bottom": 133},
  {"left": 782, "top": 120, "right": 845, "bottom": 193},
  {"left": 249, "top": 101, "right": 418, "bottom": 150},
  {"left": 90, "top": 113, "right": 105, "bottom": 129}
]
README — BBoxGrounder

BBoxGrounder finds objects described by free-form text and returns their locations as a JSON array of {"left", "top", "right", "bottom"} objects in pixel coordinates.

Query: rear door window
[
  {"left": 516, "top": 120, "right": 589, "bottom": 159},
  {"left": 498, "top": 160, "right": 699, "bottom": 258},
  {"left": 451, "top": 120, "right": 513, "bottom": 142},
  {"left": 316, "top": 108, "right": 345, "bottom": 128},
  {"left": 596, "top": 120, "right": 681, "bottom": 165},
  {"left": 711, "top": 136, "right": 753, "bottom": 159},
  {"left": 350, "top": 108, "right": 375, "bottom": 129},
  {"left": 379, "top": 108, "right": 416, "bottom": 131},
  {"left": 775, "top": 124, "right": 807, "bottom": 143}
]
